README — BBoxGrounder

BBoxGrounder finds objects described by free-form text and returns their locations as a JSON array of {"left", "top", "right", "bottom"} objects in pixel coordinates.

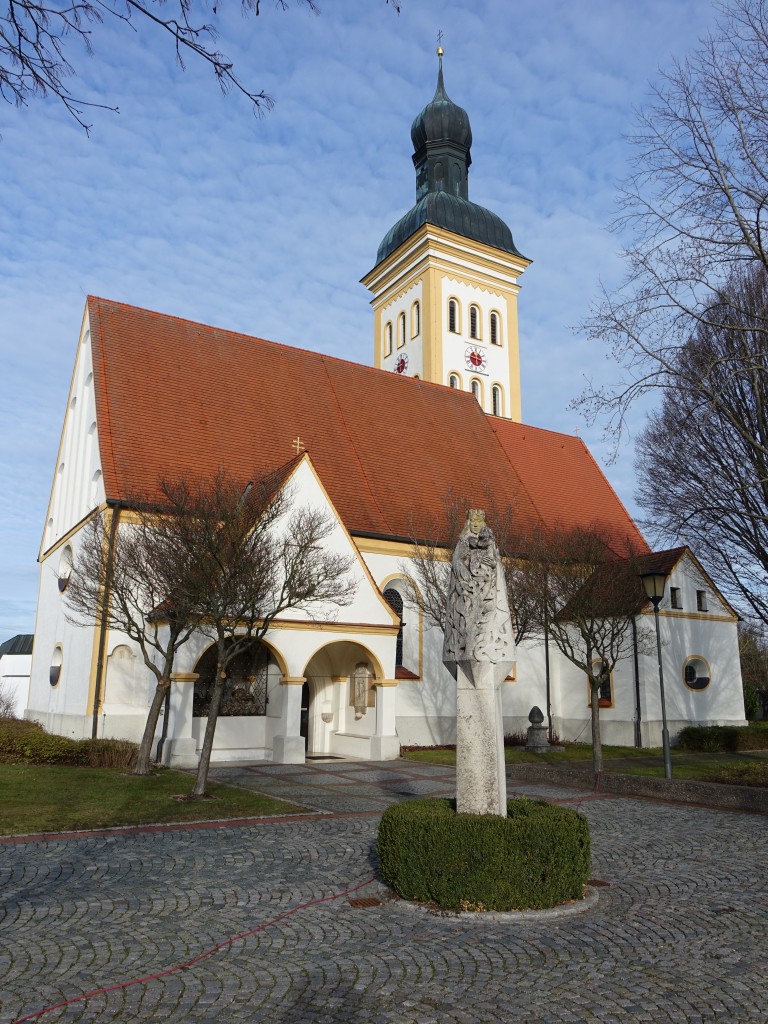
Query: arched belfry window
[
  {"left": 398, "top": 311, "right": 406, "bottom": 348},
  {"left": 490, "top": 311, "right": 501, "bottom": 346},
  {"left": 412, "top": 301, "right": 420, "bottom": 338},
  {"left": 385, "top": 322, "right": 393, "bottom": 356},
  {"left": 383, "top": 588, "right": 405, "bottom": 668},
  {"left": 449, "top": 373, "right": 460, "bottom": 389},
  {"left": 448, "top": 299, "right": 459, "bottom": 334},
  {"left": 471, "top": 379, "right": 482, "bottom": 403},
  {"left": 469, "top": 305, "right": 480, "bottom": 340},
  {"left": 492, "top": 385, "right": 503, "bottom": 417}
]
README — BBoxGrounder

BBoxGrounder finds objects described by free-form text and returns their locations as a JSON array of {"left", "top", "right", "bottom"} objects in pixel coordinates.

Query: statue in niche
[
  {"left": 352, "top": 661, "right": 373, "bottom": 720},
  {"left": 443, "top": 509, "right": 514, "bottom": 679}
]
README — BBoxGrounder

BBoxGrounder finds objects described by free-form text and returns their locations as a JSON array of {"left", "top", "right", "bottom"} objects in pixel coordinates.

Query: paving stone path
[{"left": 1, "top": 762, "right": 767, "bottom": 1023}]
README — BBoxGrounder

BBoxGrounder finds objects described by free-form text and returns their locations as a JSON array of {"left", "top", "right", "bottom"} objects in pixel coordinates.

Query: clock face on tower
[
  {"left": 465, "top": 345, "right": 487, "bottom": 372},
  {"left": 394, "top": 354, "right": 409, "bottom": 375}
]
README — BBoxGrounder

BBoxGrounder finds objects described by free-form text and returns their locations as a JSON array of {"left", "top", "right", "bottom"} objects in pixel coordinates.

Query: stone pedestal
[
  {"left": 525, "top": 705, "right": 550, "bottom": 753},
  {"left": 456, "top": 662, "right": 508, "bottom": 816}
]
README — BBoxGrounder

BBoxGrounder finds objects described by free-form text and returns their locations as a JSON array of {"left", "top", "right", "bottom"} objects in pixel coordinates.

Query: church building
[{"left": 25, "top": 57, "right": 747, "bottom": 763}]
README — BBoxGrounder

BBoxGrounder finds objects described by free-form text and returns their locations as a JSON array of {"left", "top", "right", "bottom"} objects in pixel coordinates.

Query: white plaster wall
[
  {"left": 0, "top": 653, "right": 32, "bottom": 718},
  {"left": 27, "top": 526, "right": 103, "bottom": 736},
  {"left": 360, "top": 545, "right": 746, "bottom": 750},
  {"left": 441, "top": 277, "right": 510, "bottom": 414},
  {"left": 380, "top": 280, "right": 424, "bottom": 380},
  {"left": 43, "top": 316, "right": 105, "bottom": 554}
]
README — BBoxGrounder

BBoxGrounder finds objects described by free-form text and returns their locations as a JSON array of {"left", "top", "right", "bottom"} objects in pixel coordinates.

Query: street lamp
[{"left": 640, "top": 569, "right": 673, "bottom": 780}]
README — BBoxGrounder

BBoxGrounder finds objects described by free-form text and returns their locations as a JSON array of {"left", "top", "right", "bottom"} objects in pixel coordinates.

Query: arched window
[
  {"left": 50, "top": 644, "right": 63, "bottom": 687},
  {"left": 398, "top": 311, "right": 406, "bottom": 348},
  {"left": 492, "top": 385, "right": 503, "bottom": 417},
  {"left": 471, "top": 379, "right": 482, "bottom": 403},
  {"left": 449, "top": 374, "right": 460, "bottom": 389},
  {"left": 469, "top": 304, "right": 480, "bottom": 340},
  {"left": 193, "top": 640, "right": 276, "bottom": 717},
  {"left": 490, "top": 311, "right": 501, "bottom": 346},
  {"left": 448, "top": 299, "right": 459, "bottom": 334},
  {"left": 384, "top": 322, "right": 393, "bottom": 356},
  {"left": 383, "top": 588, "right": 405, "bottom": 668},
  {"left": 411, "top": 301, "right": 420, "bottom": 338}
]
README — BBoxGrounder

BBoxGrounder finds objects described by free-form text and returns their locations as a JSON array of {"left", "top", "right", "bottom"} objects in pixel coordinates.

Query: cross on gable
[{"left": 293, "top": 436, "right": 305, "bottom": 455}]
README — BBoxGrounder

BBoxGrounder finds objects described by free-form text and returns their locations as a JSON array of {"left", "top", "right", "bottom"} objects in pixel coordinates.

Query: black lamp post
[{"left": 640, "top": 569, "right": 673, "bottom": 780}]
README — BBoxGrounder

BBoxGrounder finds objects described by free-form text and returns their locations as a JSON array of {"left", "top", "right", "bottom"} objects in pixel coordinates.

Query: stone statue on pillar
[{"left": 443, "top": 509, "right": 515, "bottom": 816}]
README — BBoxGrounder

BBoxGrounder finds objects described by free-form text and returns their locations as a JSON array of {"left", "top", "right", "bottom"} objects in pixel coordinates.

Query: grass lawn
[
  {"left": 402, "top": 745, "right": 768, "bottom": 786},
  {"left": 402, "top": 743, "right": 662, "bottom": 766},
  {"left": 0, "top": 764, "right": 305, "bottom": 836}
]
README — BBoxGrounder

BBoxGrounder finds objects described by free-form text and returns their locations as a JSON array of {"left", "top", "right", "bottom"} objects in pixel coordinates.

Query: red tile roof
[
  {"left": 87, "top": 297, "right": 648, "bottom": 554},
  {"left": 488, "top": 418, "right": 648, "bottom": 555}
]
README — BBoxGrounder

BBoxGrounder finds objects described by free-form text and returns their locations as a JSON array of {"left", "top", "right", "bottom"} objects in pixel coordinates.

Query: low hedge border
[
  {"left": 676, "top": 723, "right": 768, "bottom": 752},
  {"left": 0, "top": 719, "right": 138, "bottom": 769},
  {"left": 377, "top": 797, "right": 591, "bottom": 912}
]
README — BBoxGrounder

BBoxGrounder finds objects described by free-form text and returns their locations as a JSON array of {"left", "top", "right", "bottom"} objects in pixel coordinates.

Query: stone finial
[{"left": 528, "top": 705, "right": 544, "bottom": 725}]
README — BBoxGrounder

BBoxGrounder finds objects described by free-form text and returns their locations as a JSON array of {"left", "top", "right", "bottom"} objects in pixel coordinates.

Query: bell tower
[{"left": 361, "top": 50, "right": 530, "bottom": 421}]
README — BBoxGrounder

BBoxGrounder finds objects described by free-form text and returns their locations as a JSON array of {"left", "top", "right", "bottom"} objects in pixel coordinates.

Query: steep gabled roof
[
  {"left": 488, "top": 418, "right": 648, "bottom": 555},
  {"left": 86, "top": 297, "right": 648, "bottom": 552}
]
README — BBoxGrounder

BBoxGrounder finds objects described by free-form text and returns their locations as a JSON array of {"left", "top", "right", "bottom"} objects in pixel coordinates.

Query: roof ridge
[{"left": 87, "top": 295, "right": 401, "bottom": 382}]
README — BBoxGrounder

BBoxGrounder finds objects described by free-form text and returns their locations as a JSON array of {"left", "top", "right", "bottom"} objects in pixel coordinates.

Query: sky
[{"left": 0, "top": 0, "right": 722, "bottom": 640}]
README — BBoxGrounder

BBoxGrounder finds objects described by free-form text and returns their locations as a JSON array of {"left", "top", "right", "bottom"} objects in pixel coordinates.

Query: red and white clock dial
[
  {"left": 394, "top": 354, "right": 409, "bottom": 375},
  {"left": 465, "top": 346, "right": 487, "bottom": 372}
]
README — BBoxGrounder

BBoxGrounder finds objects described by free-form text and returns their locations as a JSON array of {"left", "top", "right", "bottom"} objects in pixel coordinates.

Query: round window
[{"left": 683, "top": 656, "right": 711, "bottom": 691}]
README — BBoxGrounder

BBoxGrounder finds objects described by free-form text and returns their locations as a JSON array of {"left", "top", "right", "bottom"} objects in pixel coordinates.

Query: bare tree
[
  {"left": 1, "top": 0, "right": 399, "bottom": 132},
  {"left": 738, "top": 622, "right": 768, "bottom": 718},
  {"left": 635, "top": 264, "right": 768, "bottom": 625},
  {"left": 64, "top": 504, "right": 207, "bottom": 774},
  {"left": 510, "top": 525, "right": 651, "bottom": 773},
  {"left": 157, "top": 470, "right": 357, "bottom": 798},
  {"left": 400, "top": 496, "right": 537, "bottom": 646},
  {"left": 579, "top": 0, "right": 768, "bottom": 451}
]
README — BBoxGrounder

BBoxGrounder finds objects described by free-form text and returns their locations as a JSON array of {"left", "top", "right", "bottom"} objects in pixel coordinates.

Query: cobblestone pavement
[
  {"left": 207, "top": 758, "right": 459, "bottom": 812},
  {"left": 1, "top": 764, "right": 767, "bottom": 1023}
]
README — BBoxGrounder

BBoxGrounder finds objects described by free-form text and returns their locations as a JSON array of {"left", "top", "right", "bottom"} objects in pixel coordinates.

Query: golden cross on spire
[{"left": 292, "top": 436, "right": 305, "bottom": 455}]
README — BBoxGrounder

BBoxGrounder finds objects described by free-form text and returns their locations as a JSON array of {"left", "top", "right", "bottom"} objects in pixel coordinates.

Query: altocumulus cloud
[{"left": 0, "top": 0, "right": 716, "bottom": 636}]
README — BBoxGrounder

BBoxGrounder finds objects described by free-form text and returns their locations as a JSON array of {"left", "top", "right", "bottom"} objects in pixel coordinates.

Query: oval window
[
  {"left": 683, "top": 656, "right": 711, "bottom": 691},
  {"left": 58, "top": 545, "right": 74, "bottom": 592},
  {"left": 50, "top": 645, "right": 63, "bottom": 687}
]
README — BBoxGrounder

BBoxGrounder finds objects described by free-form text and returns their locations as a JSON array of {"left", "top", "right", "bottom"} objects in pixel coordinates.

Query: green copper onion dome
[
  {"left": 376, "top": 53, "right": 524, "bottom": 266},
  {"left": 410, "top": 57, "right": 473, "bottom": 160}
]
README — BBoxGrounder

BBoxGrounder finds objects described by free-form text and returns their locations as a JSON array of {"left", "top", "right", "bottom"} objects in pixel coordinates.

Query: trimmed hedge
[
  {"left": 0, "top": 719, "right": 138, "bottom": 769},
  {"left": 377, "top": 797, "right": 591, "bottom": 912},
  {"left": 676, "top": 722, "right": 768, "bottom": 753}
]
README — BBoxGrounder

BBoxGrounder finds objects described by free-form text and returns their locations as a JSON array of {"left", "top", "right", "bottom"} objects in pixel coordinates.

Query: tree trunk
[
  {"left": 589, "top": 682, "right": 603, "bottom": 775},
  {"left": 191, "top": 649, "right": 227, "bottom": 798},
  {"left": 133, "top": 679, "right": 170, "bottom": 776}
]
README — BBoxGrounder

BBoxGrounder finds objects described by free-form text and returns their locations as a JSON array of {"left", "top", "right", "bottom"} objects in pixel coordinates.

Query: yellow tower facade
[{"left": 362, "top": 55, "right": 530, "bottom": 421}]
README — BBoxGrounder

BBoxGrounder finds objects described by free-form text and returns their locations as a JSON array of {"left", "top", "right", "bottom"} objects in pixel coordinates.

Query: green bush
[
  {"left": 676, "top": 722, "right": 768, "bottom": 752},
  {"left": 712, "top": 760, "right": 768, "bottom": 787},
  {"left": 0, "top": 719, "right": 138, "bottom": 769},
  {"left": 377, "top": 797, "right": 591, "bottom": 912},
  {"left": 743, "top": 681, "right": 760, "bottom": 721}
]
